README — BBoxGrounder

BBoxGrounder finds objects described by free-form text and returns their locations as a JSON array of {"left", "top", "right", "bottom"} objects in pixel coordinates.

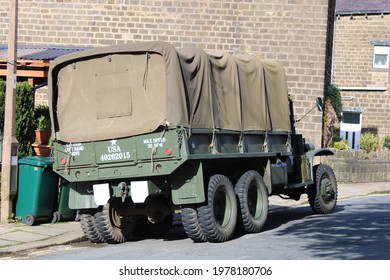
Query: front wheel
[
  {"left": 198, "top": 174, "right": 237, "bottom": 242},
  {"left": 308, "top": 164, "right": 338, "bottom": 214}
]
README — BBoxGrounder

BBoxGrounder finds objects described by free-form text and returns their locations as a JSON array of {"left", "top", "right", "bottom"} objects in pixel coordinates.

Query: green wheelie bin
[
  {"left": 15, "top": 156, "right": 59, "bottom": 225},
  {"left": 51, "top": 180, "right": 76, "bottom": 223}
]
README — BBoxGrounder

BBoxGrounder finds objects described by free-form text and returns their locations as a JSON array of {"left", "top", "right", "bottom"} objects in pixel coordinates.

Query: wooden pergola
[
  {"left": 0, "top": 58, "right": 50, "bottom": 87},
  {"left": 0, "top": 45, "right": 85, "bottom": 87}
]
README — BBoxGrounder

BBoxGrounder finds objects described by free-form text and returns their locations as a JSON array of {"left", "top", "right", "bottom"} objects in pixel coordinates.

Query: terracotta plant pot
[
  {"left": 35, "top": 130, "right": 51, "bottom": 145},
  {"left": 32, "top": 143, "right": 51, "bottom": 157}
]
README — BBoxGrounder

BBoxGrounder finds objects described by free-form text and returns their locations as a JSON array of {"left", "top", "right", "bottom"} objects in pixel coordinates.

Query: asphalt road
[{"left": 12, "top": 194, "right": 390, "bottom": 260}]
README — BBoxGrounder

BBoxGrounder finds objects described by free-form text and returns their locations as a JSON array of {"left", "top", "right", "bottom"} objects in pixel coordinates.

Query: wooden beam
[
  {"left": 0, "top": 68, "right": 48, "bottom": 78},
  {"left": 17, "top": 60, "right": 51, "bottom": 67}
]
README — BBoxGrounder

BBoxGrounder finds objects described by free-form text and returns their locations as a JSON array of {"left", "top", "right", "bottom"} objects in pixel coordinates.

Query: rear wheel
[
  {"left": 308, "top": 164, "right": 338, "bottom": 214},
  {"left": 181, "top": 208, "right": 207, "bottom": 242},
  {"left": 79, "top": 213, "right": 105, "bottom": 243},
  {"left": 235, "top": 170, "right": 268, "bottom": 233},
  {"left": 95, "top": 198, "right": 135, "bottom": 243},
  {"left": 198, "top": 174, "right": 237, "bottom": 242}
]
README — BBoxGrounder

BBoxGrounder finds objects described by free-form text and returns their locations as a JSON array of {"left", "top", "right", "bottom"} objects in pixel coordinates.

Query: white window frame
[{"left": 373, "top": 46, "right": 389, "bottom": 69}]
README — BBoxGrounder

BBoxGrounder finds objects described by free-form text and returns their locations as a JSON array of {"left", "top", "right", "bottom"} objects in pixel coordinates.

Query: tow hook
[{"left": 118, "top": 182, "right": 129, "bottom": 202}]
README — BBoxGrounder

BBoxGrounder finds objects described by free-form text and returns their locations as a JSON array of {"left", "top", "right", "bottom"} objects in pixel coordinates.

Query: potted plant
[
  {"left": 32, "top": 115, "right": 52, "bottom": 157},
  {"left": 35, "top": 115, "right": 51, "bottom": 145}
]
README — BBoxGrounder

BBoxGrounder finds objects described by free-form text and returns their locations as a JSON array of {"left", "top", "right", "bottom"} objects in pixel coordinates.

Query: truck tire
[
  {"left": 79, "top": 214, "right": 105, "bottom": 243},
  {"left": 95, "top": 198, "right": 135, "bottom": 244},
  {"left": 181, "top": 208, "right": 207, "bottom": 242},
  {"left": 235, "top": 170, "right": 268, "bottom": 233},
  {"left": 308, "top": 164, "right": 338, "bottom": 214},
  {"left": 198, "top": 174, "right": 237, "bottom": 242}
]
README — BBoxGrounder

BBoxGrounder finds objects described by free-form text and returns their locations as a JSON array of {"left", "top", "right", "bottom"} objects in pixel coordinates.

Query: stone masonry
[
  {"left": 323, "top": 150, "right": 390, "bottom": 183},
  {"left": 0, "top": 0, "right": 333, "bottom": 147},
  {"left": 333, "top": 13, "right": 390, "bottom": 139}
]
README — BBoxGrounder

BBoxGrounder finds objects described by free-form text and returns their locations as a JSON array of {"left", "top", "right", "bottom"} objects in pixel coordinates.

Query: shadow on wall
[{"left": 361, "top": 127, "right": 379, "bottom": 135}]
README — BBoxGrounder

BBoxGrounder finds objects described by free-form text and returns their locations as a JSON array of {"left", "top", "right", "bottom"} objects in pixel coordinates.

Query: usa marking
[{"left": 100, "top": 139, "right": 131, "bottom": 161}]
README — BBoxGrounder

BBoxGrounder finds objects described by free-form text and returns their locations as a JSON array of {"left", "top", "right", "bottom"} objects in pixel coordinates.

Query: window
[
  {"left": 373, "top": 46, "right": 389, "bottom": 68},
  {"left": 342, "top": 112, "right": 360, "bottom": 125}
]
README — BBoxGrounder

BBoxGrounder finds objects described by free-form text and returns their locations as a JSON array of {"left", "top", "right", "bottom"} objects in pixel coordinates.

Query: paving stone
[
  {"left": 0, "top": 231, "right": 49, "bottom": 243},
  {"left": 0, "top": 238, "right": 18, "bottom": 247}
]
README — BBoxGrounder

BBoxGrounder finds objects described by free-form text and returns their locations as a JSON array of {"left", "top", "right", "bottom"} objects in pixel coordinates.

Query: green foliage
[
  {"left": 332, "top": 139, "right": 349, "bottom": 150},
  {"left": 383, "top": 136, "right": 390, "bottom": 149},
  {"left": 37, "top": 115, "right": 51, "bottom": 130},
  {"left": 323, "top": 84, "right": 343, "bottom": 148},
  {"left": 0, "top": 80, "right": 35, "bottom": 157},
  {"left": 332, "top": 135, "right": 343, "bottom": 143},
  {"left": 360, "top": 132, "right": 380, "bottom": 153},
  {"left": 34, "top": 103, "right": 50, "bottom": 127},
  {"left": 327, "top": 84, "right": 342, "bottom": 122},
  {"left": 16, "top": 82, "right": 35, "bottom": 156},
  {"left": 7, "top": 213, "right": 22, "bottom": 223}
]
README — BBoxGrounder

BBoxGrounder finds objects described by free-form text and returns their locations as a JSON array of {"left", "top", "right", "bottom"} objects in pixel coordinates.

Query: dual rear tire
[
  {"left": 235, "top": 170, "right": 269, "bottom": 233},
  {"left": 197, "top": 174, "right": 238, "bottom": 242},
  {"left": 81, "top": 197, "right": 173, "bottom": 244},
  {"left": 182, "top": 171, "right": 269, "bottom": 243}
]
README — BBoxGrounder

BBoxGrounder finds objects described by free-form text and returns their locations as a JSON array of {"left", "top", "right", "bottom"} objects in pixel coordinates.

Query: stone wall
[
  {"left": 333, "top": 13, "right": 390, "bottom": 138},
  {"left": 0, "top": 0, "right": 333, "bottom": 147},
  {"left": 323, "top": 150, "right": 390, "bottom": 183}
]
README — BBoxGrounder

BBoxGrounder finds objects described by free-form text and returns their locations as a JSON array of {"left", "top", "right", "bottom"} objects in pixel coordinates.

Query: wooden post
[{"left": 1, "top": 0, "right": 19, "bottom": 223}]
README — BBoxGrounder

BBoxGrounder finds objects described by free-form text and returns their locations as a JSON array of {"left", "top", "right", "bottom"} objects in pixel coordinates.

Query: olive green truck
[{"left": 48, "top": 41, "right": 337, "bottom": 243}]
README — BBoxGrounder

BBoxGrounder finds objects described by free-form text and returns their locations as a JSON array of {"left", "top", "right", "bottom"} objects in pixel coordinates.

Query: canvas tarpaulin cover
[{"left": 49, "top": 41, "right": 291, "bottom": 143}]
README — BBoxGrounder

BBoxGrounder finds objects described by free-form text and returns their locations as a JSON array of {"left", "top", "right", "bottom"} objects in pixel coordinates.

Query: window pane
[
  {"left": 373, "top": 46, "right": 389, "bottom": 68},
  {"left": 342, "top": 113, "right": 360, "bottom": 124},
  {"left": 374, "top": 54, "right": 388, "bottom": 66}
]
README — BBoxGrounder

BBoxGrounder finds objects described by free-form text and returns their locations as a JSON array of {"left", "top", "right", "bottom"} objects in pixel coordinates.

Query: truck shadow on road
[
  {"left": 265, "top": 205, "right": 318, "bottom": 231},
  {"left": 267, "top": 196, "right": 390, "bottom": 259},
  {"left": 131, "top": 195, "right": 390, "bottom": 260}
]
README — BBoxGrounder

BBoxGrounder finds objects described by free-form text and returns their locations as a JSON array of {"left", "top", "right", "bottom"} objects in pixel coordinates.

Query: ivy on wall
[{"left": 323, "top": 84, "right": 342, "bottom": 148}]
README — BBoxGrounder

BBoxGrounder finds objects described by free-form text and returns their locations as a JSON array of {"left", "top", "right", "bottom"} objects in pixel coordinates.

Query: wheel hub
[
  {"left": 320, "top": 175, "right": 335, "bottom": 203},
  {"left": 213, "top": 187, "right": 232, "bottom": 228}
]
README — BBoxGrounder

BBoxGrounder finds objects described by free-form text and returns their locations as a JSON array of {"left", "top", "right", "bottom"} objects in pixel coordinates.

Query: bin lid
[{"left": 18, "top": 156, "right": 53, "bottom": 167}]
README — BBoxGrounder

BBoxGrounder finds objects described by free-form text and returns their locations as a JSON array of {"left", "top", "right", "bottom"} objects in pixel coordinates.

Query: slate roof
[
  {"left": 336, "top": 0, "right": 390, "bottom": 15},
  {"left": 0, "top": 45, "right": 86, "bottom": 61}
]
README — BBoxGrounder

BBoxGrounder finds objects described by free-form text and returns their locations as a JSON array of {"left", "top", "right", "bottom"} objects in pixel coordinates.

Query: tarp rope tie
[
  {"left": 150, "top": 127, "right": 167, "bottom": 172},
  {"left": 209, "top": 128, "right": 218, "bottom": 154},
  {"left": 238, "top": 132, "right": 244, "bottom": 153},
  {"left": 286, "top": 133, "right": 292, "bottom": 151}
]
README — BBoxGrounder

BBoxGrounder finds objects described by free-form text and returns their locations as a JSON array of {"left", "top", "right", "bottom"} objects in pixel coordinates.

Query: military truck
[{"left": 48, "top": 41, "right": 337, "bottom": 243}]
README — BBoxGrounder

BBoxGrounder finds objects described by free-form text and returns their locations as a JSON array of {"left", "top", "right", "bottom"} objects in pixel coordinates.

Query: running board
[{"left": 287, "top": 180, "right": 313, "bottom": 189}]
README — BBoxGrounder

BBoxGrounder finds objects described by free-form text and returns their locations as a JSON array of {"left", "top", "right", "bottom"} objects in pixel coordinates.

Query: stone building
[
  {"left": 0, "top": 0, "right": 336, "bottom": 147},
  {"left": 333, "top": 0, "right": 390, "bottom": 143}
]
